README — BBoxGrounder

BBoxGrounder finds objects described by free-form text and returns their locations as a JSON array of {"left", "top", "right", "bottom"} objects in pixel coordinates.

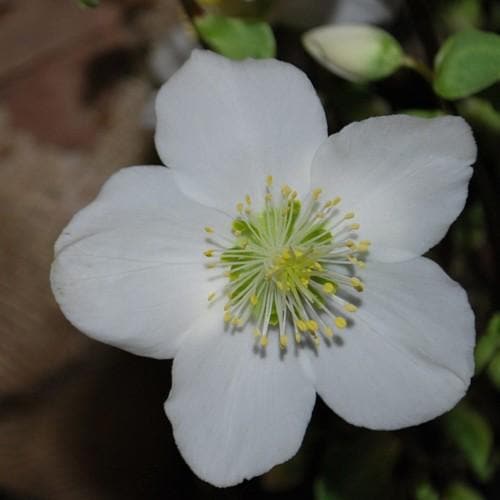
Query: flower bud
[{"left": 302, "top": 24, "right": 403, "bottom": 82}]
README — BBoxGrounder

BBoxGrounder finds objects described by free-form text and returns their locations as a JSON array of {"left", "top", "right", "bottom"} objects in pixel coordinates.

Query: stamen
[{"left": 208, "top": 177, "right": 368, "bottom": 350}]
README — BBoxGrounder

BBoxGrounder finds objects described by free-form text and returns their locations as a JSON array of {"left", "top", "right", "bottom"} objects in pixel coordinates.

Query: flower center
[{"left": 204, "top": 176, "right": 370, "bottom": 350}]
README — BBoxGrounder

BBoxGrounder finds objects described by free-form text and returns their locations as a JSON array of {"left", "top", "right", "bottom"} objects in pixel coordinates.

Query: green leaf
[
  {"left": 415, "top": 481, "right": 440, "bottom": 500},
  {"left": 445, "top": 404, "right": 494, "bottom": 481},
  {"left": 79, "top": 0, "right": 99, "bottom": 7},
  {"left": 444, "top": 482, "right": 485, "bottom": 500},
  {"left": 475, "top": 312, "right": 500, "bottom": 373},
  {"left": 302, "top": 25, "right": 403, "bottom": 83},
  {"left": 486, "top": 351, "right": 500, "bottom": 389},
  {"left": 434, "top": 30, "right": 500, "bottom": 99},
  {"left": 194, "top": 14, "right": 276, "bottom": 60}
]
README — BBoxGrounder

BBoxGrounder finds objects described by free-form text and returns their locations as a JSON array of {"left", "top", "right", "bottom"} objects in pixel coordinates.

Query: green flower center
[{"left": 204, "top": 176, "right": 369, "bottom": 350}]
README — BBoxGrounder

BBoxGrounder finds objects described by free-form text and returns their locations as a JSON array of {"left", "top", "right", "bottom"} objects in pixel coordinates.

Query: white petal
[
  {"left": 311, "top": 115, "right": 476, "bottom": 262},
  {"left": 155, "top": 50, "right": 327, "bottom": 213},
  {"left": 165, "top": 308, "right": 316, "bottom": 487},
  {"left": 51, "top": 166, "right": 229, "bottom": 359},
  {"left": 309, "top": 257, "right": 475, "bottom": 429}
]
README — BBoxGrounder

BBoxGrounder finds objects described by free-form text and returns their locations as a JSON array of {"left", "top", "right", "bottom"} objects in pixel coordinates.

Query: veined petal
[
  {"left": 51, "top": 166, "right": 229, "bottom": 359},
  {"left": 155, "top": 50, "right": 327, "bottom": 213},
  {"left": 165, "top": 307, "right": 316, "bottom": 487},
  {"left": 311, "top": 115, "right": 476, "bottom": 262},
  {"left": 308, "top": 257, "right": 475, "bottom": 429}
]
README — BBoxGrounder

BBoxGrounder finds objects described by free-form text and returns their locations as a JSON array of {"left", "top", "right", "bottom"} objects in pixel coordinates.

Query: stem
[{"left": 401, "top": 55, "right": 434, "bottom": 83}]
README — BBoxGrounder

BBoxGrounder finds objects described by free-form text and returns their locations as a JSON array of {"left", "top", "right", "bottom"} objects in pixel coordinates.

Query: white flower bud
[{"left": 302, "top": 24, "right": 404, "bottom": 82}]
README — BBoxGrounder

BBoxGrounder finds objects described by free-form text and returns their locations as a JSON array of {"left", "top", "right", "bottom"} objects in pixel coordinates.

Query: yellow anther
[
  {"left": 335, "top": 317, "right": 347, "bottom": 329},
  {"left": 324, "top": 326, "right": 334, "bottom": 338},
  {"left": 236, "top": 202, "right": 244, "bottom": 213},
  {"left": 360, "top": 240, "right": 371, "bottom": 246},
  {"left": 260, "top": 336, "right": 268, "bottom": 347},
  {"left": 265, "top": 193, "right": 273, "bottom": 202},
  {"left": 295, "top": 333, "right": 302, "bottom": 343},
  {"left": 279, "top": 335, "right": 288, "bottom": 349},
  {"left": 224, "top": 302, "right": 231, "bottom": 310},
  {"left": 266, "top": 175, "right": 273, "bottom": 187},
  {"left": 282, "top": 249, "right": 291, "bottom": 260},
  {"left": 281, "top": 184, "right": 292, "bottom": 197},
  {"left": 313, "top": 262, "right": 323, "bottom": 271},
  {"left": 344, "top": 212, "right": 355, "bottom": 220},
  {"left": 325, "top": 197, "right": 341, "bottom": 208},
  {"left": 345, "top": 240, "right": 355, "bottom": 248},
  {"left": 207, "top": 292, "right": 216, "bottom": 302},
  {"left": 350, "top": 277, "right": 364, "bottom": 292},
  {"left": 297, "top": 320, "right": 308, "bottom": 332},
  {"left": 300, "top": 277, "right": 309, "bottom": 286},
  {"left": 344, "top": 303, "right": 358, "bottom": 313},
  {"left": 357, "top": 243, "right": 370, "bottom": 252},
  {"left": 253, "top": 328, "right": 261, "bottom": 338},
  {"left": 350, "top": 277, "right": 362, "bottom": 287},
  {"left": 250, "top": 294, "right": 258, "bottom": 306},
  {"left": 223, "top": 311, "right": 232, "bottom": 323},
  {"left": 204, "top": 226, "right": 214, "bottom": 234},
  {"left": 295, "top": 249, "right": 304, "bottom": 258},
  {"left": 312, "top": 188, "right": 322, "bottom": 200},
  {"left": 323, "top": 282, "right": 336, "bottom": 294},
  {"left": 204, "top": 249, "right": 215, "bottom": 257},
  {"left": 307, "top": 320, "right": 319, "bottom": 332},
  {"left": 357, "top": 260, "right": 366, "bottom": 269},
  {"left": 231, "top": 317, "right": 243, "bottom": 327},
  {"left": 232, "top": 229, "right": 242, "bottom": 236},
  {"left": 245, "top": 194, "right": 252, "bottom": 205},
  {"left": 350, "top": 223, "right": 360, "bottom": 230}
]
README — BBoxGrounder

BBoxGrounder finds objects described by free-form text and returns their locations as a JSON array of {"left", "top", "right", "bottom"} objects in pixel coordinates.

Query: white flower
[{"left": 51, "top": 50, "right": 476, "bottom": 487}]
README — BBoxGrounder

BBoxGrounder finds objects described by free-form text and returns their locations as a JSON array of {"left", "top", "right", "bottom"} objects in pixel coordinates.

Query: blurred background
[{"left": 0, "top": 0, "right": 499, "bottom": 499}]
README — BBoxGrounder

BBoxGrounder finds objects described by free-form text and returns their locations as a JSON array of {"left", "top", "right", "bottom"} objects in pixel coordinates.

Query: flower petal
[
  {"left": 155, "top": 50, "right": 327, "bottom": 213},
  {"left": 51, "top": 166, "right": 229, "bottom": 359},
  {"left": 165, "top": 309, "right": 316, "bottom": 487},
  {"left": 308, "top": 257, "right": 475, "bottom": 430},
  {"left": 311, "top": 115, "right": 476, "bottom": 262}
]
